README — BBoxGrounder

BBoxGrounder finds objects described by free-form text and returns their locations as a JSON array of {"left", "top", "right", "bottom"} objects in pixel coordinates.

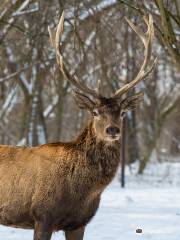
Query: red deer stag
[{"left": 0, "top": 12, "right": 156, "bottom": 240}]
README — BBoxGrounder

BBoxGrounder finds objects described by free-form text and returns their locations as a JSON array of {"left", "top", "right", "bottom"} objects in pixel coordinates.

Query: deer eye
[{"left": 92, "top": 109, "right": 99, "bottom": 117}]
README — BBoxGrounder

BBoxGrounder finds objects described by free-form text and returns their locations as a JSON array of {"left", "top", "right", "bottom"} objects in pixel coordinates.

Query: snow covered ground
[{"left": 0, "top": 162, "right": 180, "bottom": 240}]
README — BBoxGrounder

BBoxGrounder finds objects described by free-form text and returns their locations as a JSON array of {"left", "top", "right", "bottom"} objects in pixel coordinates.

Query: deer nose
[{"left": 106, "top": 126, "right": 120, "bottom": 135}]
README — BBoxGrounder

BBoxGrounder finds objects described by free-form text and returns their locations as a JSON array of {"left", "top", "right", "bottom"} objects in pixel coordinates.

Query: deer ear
[
  {"left": 73, "top": 91, "right": 95, "bottom": 110},
  {"left": 121, "top": 92, "right": 144, "bottom": 113}
]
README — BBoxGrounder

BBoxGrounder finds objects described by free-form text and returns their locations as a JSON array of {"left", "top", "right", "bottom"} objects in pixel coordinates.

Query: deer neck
[{"left": 76, "top": 121, "right": 121, "bottom": 184}]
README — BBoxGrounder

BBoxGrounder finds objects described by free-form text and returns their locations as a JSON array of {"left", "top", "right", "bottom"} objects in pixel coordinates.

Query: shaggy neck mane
[
  {"left": 47, "top": 120, "right": 121, "bottom": 179},
  {"left": 75, "top": 121, "right": 95, "bottom": 147},
  {"left": 74, "top": 121, "right": 120, "bottom": 180}
]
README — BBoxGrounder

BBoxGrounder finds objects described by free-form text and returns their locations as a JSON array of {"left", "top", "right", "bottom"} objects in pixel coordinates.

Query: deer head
[{"left": 48, "top": 12, "right": 157, "bottom": 142}]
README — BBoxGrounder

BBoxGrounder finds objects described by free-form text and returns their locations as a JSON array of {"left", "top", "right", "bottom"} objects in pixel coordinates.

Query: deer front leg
[
  {"left": 34, "top": 221, "right": 52, "bottom": 240},
  {"left": 65, "top": 226, "right": 85, "bottom": 240}
]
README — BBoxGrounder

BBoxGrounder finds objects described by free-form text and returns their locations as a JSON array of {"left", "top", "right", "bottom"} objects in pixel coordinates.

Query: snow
[
  {"left": 43, "top": 96, "right": 59, "bottom": 117},
  {"left": 12, "top": 1, "right": 39, "bottom": 17},
  {"left": 20, "top": 72, "right": 32, "bottom": 94},
  {"left": 65, "top": 0, "right": 117, "bottom": 20},
  {"left": 0, "top": 162, "right": 180, "bottom": 240}
]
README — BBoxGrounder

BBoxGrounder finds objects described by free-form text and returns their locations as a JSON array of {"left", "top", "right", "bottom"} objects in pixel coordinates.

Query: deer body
[
  {"left": 0, "top": 122, "right": 120, "bottom": 233},
  {"left": 0, "top": 12, "right": 156, "bottom": 240}
]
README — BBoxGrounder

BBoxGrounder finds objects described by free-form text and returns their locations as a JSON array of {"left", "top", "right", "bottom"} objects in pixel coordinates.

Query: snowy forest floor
[{"left": 0, "top": 162, "right": 180, "bottom": 240}]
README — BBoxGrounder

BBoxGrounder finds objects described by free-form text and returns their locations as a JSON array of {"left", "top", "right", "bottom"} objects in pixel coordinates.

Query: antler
[
  {"left": 48, "top": 11, "right": 100, "bottom": 98},
  {"left": 113, "top": 14, "right": 157, "bottom": 98}
]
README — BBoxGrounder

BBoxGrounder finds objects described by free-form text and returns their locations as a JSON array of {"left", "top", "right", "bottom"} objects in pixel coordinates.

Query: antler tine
[
  {"left": 114, "top": 14, "right": 157, "bottom": 98},
  {"left": 48, "top": 11, "right": 99, "bottom": 99}
]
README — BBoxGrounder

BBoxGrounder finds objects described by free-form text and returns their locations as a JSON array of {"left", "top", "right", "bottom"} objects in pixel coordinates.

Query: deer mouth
[{"left": 106, "top": 134, "right": 120, "bottom": 141}]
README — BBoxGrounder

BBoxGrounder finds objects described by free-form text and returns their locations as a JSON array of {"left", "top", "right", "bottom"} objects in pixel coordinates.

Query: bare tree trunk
[
  {"left": 26, "top": 86, "right": 47, "bottom": 146},
  {"left": 124, "top": 14, "right": 139, "bottom": 164}
]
